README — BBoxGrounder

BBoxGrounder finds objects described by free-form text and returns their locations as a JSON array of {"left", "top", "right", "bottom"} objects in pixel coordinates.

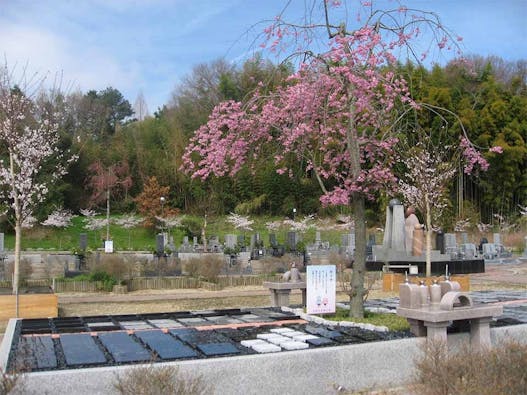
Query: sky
[{"left": 1, "top": 0, "right": 526, "bottom": 113}]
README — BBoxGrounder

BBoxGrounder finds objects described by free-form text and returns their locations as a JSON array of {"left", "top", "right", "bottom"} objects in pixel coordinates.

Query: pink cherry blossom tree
[
  {"left": 0, "top": 68, "right": 76, "bottom": 307},
  {"left": 183, "top": 1, "right": 462, "bottom": 317}
]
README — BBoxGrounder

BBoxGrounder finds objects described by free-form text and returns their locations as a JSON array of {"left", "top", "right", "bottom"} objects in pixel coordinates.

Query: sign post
[{"left": 306, "top": 265, "right": 336, "bottom": 315}]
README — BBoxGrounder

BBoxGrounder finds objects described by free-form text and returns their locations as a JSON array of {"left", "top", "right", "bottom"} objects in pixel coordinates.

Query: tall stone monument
[{"left": 382, "top": 199, "right": 406, "bottom": 252}]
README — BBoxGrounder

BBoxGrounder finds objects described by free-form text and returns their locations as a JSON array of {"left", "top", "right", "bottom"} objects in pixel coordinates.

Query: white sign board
[
  {"left": 104, "top": 240, "right": 114, "bottom": 253},
  {"left": 306, "top": 265, "right": 336, "bottom": 314}
]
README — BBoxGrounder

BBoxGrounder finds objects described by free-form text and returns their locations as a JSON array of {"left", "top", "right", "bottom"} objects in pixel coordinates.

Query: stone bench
[{"left": 262, "top": 282, "right": 306, "bottom": 307}]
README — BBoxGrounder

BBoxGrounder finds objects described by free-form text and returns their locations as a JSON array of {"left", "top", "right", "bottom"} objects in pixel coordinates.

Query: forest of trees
[{"left": 3, "top": 54, "right": 526, "bottom": 231}]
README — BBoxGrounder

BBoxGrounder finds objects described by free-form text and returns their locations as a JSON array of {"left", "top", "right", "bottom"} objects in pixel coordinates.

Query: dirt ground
[
  {"left": 58, "top": 261, "right": 527, "bottom": 317},
  {"left": 1, "top": 262, "right": 525, "bottom": 333}
]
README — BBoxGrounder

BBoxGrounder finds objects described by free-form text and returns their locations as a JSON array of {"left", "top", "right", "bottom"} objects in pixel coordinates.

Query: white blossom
[
  {"left": 41, "top": 208, "right": 74, "bottom": 228},
  {"left": 114, "top": 214, "right": 143, "bottom": 229},
  {"left": 84, "top": 217, "right": 109, "bottom": 231},
  {"left": 227, "top": 213, "right": 254, "bottom": 231},
  {"left": 283, "top": 214, "right": 315, "bottom": 233},
  {"left": 80, "top": 208, "right": 97, "bottom": 217},
  {"left": 265, "top": 220, "right": 282, "bottom": 232}
]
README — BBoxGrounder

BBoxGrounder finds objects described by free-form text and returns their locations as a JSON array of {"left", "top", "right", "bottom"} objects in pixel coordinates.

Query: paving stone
[
  {"left": 267, "top": 335, "right": 291, "bottom": 345},
  {"left": 256, "top": 333, "right": 283, "bottom": 340},
  {"left": 282, "top": 331, "right": 306, "bottom": 338},
  {"left": 292, "top": 334, "right": 319, "bottom": 342},
  {"left": 240, "top": 339, "right": 267, "bottom": 348},
  {"left": 87, "top": 322, "right": 116, "bottom": 328},
  {"left": 280, "top": 340, "right": 309, "bottom": 350},
  {"left": 119, "top": 321, "right": 154, "bottom": 330},
  {"left": 270, "top": 327, "right": 295, "bottom": 334},
  {"left": 177, "top": 317, "right": 210, "bottom": 326},
  {"left": 251, "top": 343, "right": 282, "bottom": 353},
  {"left": 205, "top": 316, "right": 243, "bottom": 324},
  {"left": 239, "top": 314, "right": 271, "bottom": 322},
  {"left": 147, "top": 319, "right": 184, "bottom": 329}
]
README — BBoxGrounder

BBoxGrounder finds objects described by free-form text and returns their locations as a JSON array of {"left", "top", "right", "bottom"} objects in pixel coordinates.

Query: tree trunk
[
  {"left": 350, "top": 193, "right": 366, "bottom": 318},
  {"left": 10, "top": 151, "right": 21, "bottom": 316},
  {"left": 425, "top": 194, "right": 432, "bottom": 277},
  {"left": 106, "top": 186, "right": 110, "bottom": 241},
  {"left": 13, "top": 221, "right": 21, "bottom": 316}
]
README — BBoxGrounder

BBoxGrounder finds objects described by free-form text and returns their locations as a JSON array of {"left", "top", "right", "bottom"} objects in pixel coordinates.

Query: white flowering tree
[
  {"left": 0, "top": 70, "right": 76, "bottom": 302},
  {"left": 41, "top": 208, "right": 74, "bottom": 228},
  {"left": 114, "top": 214, "right": 143, "bottom": 249},
  {"left": 41, "top": 208, "right": 75, "bottom": 249},
  {"left": 84, "top": 216, "right": 109, "bottom": 245},
  {"left": 283, "top": 214, "right": 316, "bottom": 234},
  {"left": 399, "top": 143, "right": 457, "bottom": 277},
  {"left": 227, "top": 213, "right": 254, "bottom": 232}
]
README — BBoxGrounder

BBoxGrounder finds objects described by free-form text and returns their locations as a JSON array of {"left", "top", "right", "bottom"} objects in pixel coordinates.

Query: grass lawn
[
  {"left": 324, "top": 307, "right": 410, "bottom": 331},
  {"left": 3, "top": 214, "right": 364, "bottom": 252}
]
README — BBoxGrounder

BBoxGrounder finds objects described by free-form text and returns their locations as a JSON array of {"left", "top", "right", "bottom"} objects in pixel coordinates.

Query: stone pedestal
[
  {"left": 407, "top": 318, "right": 427, "bottom": 336},
  {"left": 423, "top": 321, "right": 449, "bottom": 343},
  {"left": 470, "top": 317, "right": 493, "bottom": 349},
  {"left": 263, "top": 282, "right": 306, "bottom": 307}
]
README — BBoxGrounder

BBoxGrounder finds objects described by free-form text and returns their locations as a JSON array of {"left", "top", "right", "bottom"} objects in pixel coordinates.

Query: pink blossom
[{"left": 489, "top": 146, "right": 503, "bottom": 154}]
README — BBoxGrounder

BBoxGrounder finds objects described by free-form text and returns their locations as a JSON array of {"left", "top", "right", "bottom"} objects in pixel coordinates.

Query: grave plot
[{"left": 4, "top": 307, "right": 422, "bottom": 373}]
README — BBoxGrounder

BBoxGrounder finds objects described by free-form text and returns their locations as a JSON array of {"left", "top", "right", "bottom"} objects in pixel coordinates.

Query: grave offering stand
[
  {"left": 396, "top": 279, "right": 502, "bottom": 349},
  {"left": 263, "top": 264, "right": 306, "bottom": 307},
  {"left": 262, "top": 281, "right": 307, "bottom": 307}
]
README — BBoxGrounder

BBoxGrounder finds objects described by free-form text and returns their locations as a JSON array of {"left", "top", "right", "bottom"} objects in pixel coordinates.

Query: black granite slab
[
  {"left": 60, "top": 333, "right": 106, "bottom": 366},
  {"left": 19, "top": 336, "right": 57, "bottom": 370},
  {"left": 196, "top": 342, "right": 240, "bottom": 356},
  {"left": 98, "top": 332, "right": 152, "bottom": 363},
  {"left": 134, "top": 330, "right": 197, "bottom": 360}
]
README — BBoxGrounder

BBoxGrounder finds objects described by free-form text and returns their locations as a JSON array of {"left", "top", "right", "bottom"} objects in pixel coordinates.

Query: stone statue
[
  {"left": 282, "top": 262, "right": 302, "bottom": 282},
  {"left": 404, "top": 206, "right": 421, "bottom": 254}
]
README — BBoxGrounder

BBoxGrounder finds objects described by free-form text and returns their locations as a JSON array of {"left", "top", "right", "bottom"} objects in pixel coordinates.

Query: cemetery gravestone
[
  {"left": 225, "top": 234, "right": 237, "bottom": 250},
  {"left": 287, "top": 232, "right": 299, "bottom": 251},
  {"left": 493, "top": 233, "right": 501, "bottom": 246},
  {"left": 79, "top": 233, "right": 87, "bottom": 251},
  {"left": 156, "top": 234, "right": 165, "bottom": 256}
]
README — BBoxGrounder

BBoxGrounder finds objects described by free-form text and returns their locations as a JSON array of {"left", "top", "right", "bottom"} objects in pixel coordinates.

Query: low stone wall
[{"left": 8, "top": 324, "right": 527, "bottom": 395}]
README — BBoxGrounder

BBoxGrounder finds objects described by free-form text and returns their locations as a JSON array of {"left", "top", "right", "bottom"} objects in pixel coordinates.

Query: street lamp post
[{"left": 293, "top": 208, "right": 297, "bottom": 221}]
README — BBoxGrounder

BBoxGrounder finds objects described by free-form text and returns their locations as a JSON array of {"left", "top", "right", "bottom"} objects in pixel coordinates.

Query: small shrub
[
  {"left": 114, "top": 364, "right": 209, "bottom": 395},
  {"left": 413, "top": 339, "right": 527, "bottom": 395},
  {"left": 183, "top": 256, "right": 223, "bottom": 282},
  {"left": 0, "top": 372, "right": 23, "bottom": 395}
]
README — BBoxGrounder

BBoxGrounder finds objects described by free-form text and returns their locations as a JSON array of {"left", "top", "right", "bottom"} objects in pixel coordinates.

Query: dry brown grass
[
  {"left": 183, "top": 256, "right": 223, "bottom": 282},
  {"left": 114, "top": 364, "right": 209, "bottom": 395},
  {"left": 413, "top": 340, "right": 527, "bottom": 395}
]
